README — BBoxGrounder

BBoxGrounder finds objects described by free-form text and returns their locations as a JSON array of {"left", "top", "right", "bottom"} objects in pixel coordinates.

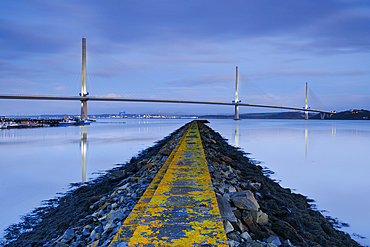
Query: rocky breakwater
[
  {"left": 3, "top": 121, "right": 361, "bottom": 247},
  {"left": 198, "top": 122, "right": 360, "bottom": 247}
]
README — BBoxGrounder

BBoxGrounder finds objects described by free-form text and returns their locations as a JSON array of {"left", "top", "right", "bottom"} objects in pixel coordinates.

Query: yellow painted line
[
  {"left": 109, "top": 124, "right": 193, "bottom": 246},
  {"left": 127, "top": 121, "right": 228, "bottom": 246}
]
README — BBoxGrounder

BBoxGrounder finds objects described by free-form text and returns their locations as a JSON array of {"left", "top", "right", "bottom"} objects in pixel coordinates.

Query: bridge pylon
[
  {"left": 305, "top": 82, "right": 308, "bottom": 120},
  {"left": 234, "top": 66, "right": 240, "bottom": 120},
  {"left": 81, "top": 38, "right": 88, "bottom": 120}
]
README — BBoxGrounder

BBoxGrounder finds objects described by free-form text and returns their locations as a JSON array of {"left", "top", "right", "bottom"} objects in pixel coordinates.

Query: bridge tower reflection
[
  {"left": 305, "top": 126, "right": 308, "bottom": 159},
  {"left": 234, "top": 120, "right": 239, "bottom": 147},
  {"left": 81, "top": 127, "right": 87, "bottom": 182}
]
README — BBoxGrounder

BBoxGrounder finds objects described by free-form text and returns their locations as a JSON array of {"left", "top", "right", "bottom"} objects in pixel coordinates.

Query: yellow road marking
[{"left": 110, "top": 121, "right": 228, "bottom": 246}]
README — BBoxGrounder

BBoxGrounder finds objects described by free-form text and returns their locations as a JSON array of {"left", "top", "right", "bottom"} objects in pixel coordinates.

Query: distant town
[{"left": 1, "top": 109, "right": 369, "bottom": 122}]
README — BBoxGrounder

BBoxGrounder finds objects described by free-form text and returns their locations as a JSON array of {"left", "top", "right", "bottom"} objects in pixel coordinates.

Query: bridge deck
[{"left": 109, "top": 121, "right": 228, "bottom": 246}]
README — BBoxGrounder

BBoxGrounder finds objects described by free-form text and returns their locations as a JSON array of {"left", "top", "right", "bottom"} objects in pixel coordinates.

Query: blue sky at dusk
[{"left": 1, "top": 0, "right": 370, "bottom": 115}]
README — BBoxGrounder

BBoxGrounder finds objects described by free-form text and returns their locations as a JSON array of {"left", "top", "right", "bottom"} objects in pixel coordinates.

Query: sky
[{"left": 1, "top": 0, "right": 370, "bottom": 116}]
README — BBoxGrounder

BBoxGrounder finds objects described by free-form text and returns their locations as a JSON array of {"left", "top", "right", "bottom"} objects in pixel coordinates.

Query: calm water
[{"left": 0, "top": 119, "right": 369, "bottom": 245}]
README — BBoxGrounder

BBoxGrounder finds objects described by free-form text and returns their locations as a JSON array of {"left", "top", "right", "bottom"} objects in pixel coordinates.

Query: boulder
[
  {"left": 242, "top": 211, "right": 260, "bottom": 232},
  {"left": 110, "top": 170, "right": 127, "bottom": 180},
  {"left": 230, "top": 191, "right": 259, "bottom": 211},
  {"left": 229, "top": 185, "right": 237, "bottom": 193},
  {"left": 217, "top": 194, "right": 237, "bottom": 223},
  {"left": 282, "top": 240, "right": 294, "bottom": 246},
  {"left": 53, "top": 243, "right": 69, "bottom": 247},
  {"left": 266, "top": 235, "right": 282, "bottom": 246},
  {"left": 159, "top": 146, "right": 171, "bottom": 156},
  {"left": 224, "top": 220, "right": 234, "bottom": 234},
  {"left": 249, "top": 182, "right": 261, "bottom": 191},
  {"left": 227, "top": 231, "right": 242, "bottom": 242},
  {"left": 233, "top": 218, "right": 249, "bottom": 233},
  {"left": 256, "top": 211, "right": 269, "bottom": 225},
  {"left": 228, "top": 240, "right": 237, "bottom": 247},
  {"left": 239, "top": 239, "right": 265, "bottom": 247},
  {"left": 137, "top": 159, "right": 148, "bottom": 168},
  {"left": 107, "top": 209, "right": 126, "bottom": 224},
  {"left": 221, "top": 156, "right": 232, "bottom": 163},
  {"left": 240, "top": 231, "right": 252, "bottom": 241},
  {"left": 60, "top": 228, "right": 75, "bottom": 244}
]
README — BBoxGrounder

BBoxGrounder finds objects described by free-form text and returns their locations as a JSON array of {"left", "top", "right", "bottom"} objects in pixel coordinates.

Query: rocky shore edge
[{"left": 2, "top": 121, "right": 361, "bottom": 247}]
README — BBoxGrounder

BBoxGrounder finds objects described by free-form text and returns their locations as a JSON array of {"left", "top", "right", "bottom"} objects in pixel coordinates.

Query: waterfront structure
[
  {"left": 234, "top": 66, "right": 241, "bottom": 120},
  {"left": 0, "top": 39, "right": 335, "bottom": 119},
  {"left": 81, "top": 38, "right": 88, "bottom": 120}
]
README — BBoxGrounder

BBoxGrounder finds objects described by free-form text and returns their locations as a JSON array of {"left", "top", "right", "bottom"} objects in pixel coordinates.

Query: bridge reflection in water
[
  {"left": 81, "top": 127, "right": 87, "bottom": 183},
  {"left": 234, "top": 120, "right": 239, "bottom": 148},
  {"left": 231, "top": 121, "right": 315, "bottom": 162}
]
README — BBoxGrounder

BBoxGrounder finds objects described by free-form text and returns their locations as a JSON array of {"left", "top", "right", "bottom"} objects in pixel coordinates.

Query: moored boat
[
  {"left": 58, "top": 118, "right": 91, "bottom": 126},
  {"left": 0, "top": 122, "right": 7, "bottom": 129},
  {"left": 7, "top": 122, "right": 21, "bottom": 128},
  {"left": 74, "top": 120, "right": 91, "bottom": 125}
]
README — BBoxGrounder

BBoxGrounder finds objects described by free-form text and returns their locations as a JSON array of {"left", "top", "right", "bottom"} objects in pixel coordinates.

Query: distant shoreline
[
  {"left": 2, "top": 109, "right": 369, "bottom": 120},
  {"left": 2, "top": 121, "right": 361, "bottom": 246}
]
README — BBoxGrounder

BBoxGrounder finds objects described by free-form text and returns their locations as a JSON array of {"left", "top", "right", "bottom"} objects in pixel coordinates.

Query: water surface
[
  {"left": 207, "top": 119, "right": 370, "bottom": 246},
  {"left": 0, "top": 119, "right": 369, "bottom": 245}
]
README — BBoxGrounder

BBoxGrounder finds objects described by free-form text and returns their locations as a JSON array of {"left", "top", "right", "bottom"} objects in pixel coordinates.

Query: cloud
[
  {"left": 165, "top": 73, "right": 234, "bottom": 87},
  {"left": 53, "top": 86, "right": 66, "bottom": 91},
  {"left": 2, "top": 0, "right": 369, "bottom": 61},
  {"left": 305, "top": 7, "right": 370, "bottom": 52},
  {"left": 79, "top": 0, "right": 370, "bottom": 53},
  {"left": 1, "top": 0, "right": 370, "bottom": 115},
  {"left": 251, "top": 69, "right": 369, "bottom": 79},
  {"left": 0, "top": 1, "right": 95, "bottom": 59},
  {"left": 319, "top": 94, "right": 370, "bottom": 111}
]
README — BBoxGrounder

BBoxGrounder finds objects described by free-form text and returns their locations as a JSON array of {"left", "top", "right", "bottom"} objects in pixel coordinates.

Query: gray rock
[
  {"left": 137, "top": 159, "right": 148, "bottom": 168},
  {"left": 224, "top": 220, "right": 234, "bottom": 234},
  {"left": 228, "top": 165, "right": 234, "bottom": 174},
  {"left": 240, "top": 231, "right": 252, "bottom": 241},
  {"left": 94, "top": 225, "right": 104, "bottom": 233},
  {"left": 256, "top": 211, "right": 269, "bottom": 225},
  {"left": 250, "top": 182, "right": 261, "bottom": 191},
  {"left": 107, "top": 209, "right": 125, "bottom": 223},
  {"left": 60, "top": 228, "right": 75, "bottom": 244},
  {"left": 159, "top": 147, "right": 171, "bottom": 156},
  {"left": 102, "top": 238, "right": 115, "bottom": 246},
  {"left": 89, "top": 230, "right": 97, "bottom": 241},
  {"left": 92, "top": 210, "right": 104, "bottom": 219},
  {"left": 221, "top": 156, "right": 232, "bottom": 163},
  {"left": 230, "top": 191, "right": 259, "bottom": 211},
  {"left": 71, "top": 241, "right": 84, "bottom": 247},
  {"left": 117, "top": 241, "right": 130, "bottom": 247},
  {"left": 233, "top": 218, "right": 249, "bottom": 233},
  {"left": 218, "top": 185, "right": 225, "bottom": 194},
  {"left": 240, "top": 181, "right": 250, "bottom": 190},
  {"left": 242, "top": 211, "right": 260, "bottom": 232},
  {"left": 104, "top": 222, "right": 117, "bottom": 232},
  {"left": 82, "top": 228, "right": 91, "bottom": 236},
  {"left": 266, "top": 244, "right": 278, "bottom": 247},
  {"left": 239, "top": 239, "right": 265, "bottom": 247},
  {"left": 53, "top": 243, "right": 69, "bottom": 247},
  {"left": 227, "top": 231, "right": 242, "bottom": 242},
  {"left": 229, "top": 185, "right": 237, "bottom": 193},
  {"left": 266, "top": 235, "right": 282, "bottom": 246},
  {"left": 216, "top": 194, "right": 237, "bottom": 223},
  {"left": 228, "top": 239, "right": 238, "bottom": 247},
  {"left": 282, "top": 240, "right": 294, "bottom": 246}
]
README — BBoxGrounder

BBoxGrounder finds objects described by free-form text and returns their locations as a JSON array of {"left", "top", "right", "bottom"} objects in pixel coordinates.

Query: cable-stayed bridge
[{"left": 0, "top": 38, "right": 335, "bottom": 120}]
